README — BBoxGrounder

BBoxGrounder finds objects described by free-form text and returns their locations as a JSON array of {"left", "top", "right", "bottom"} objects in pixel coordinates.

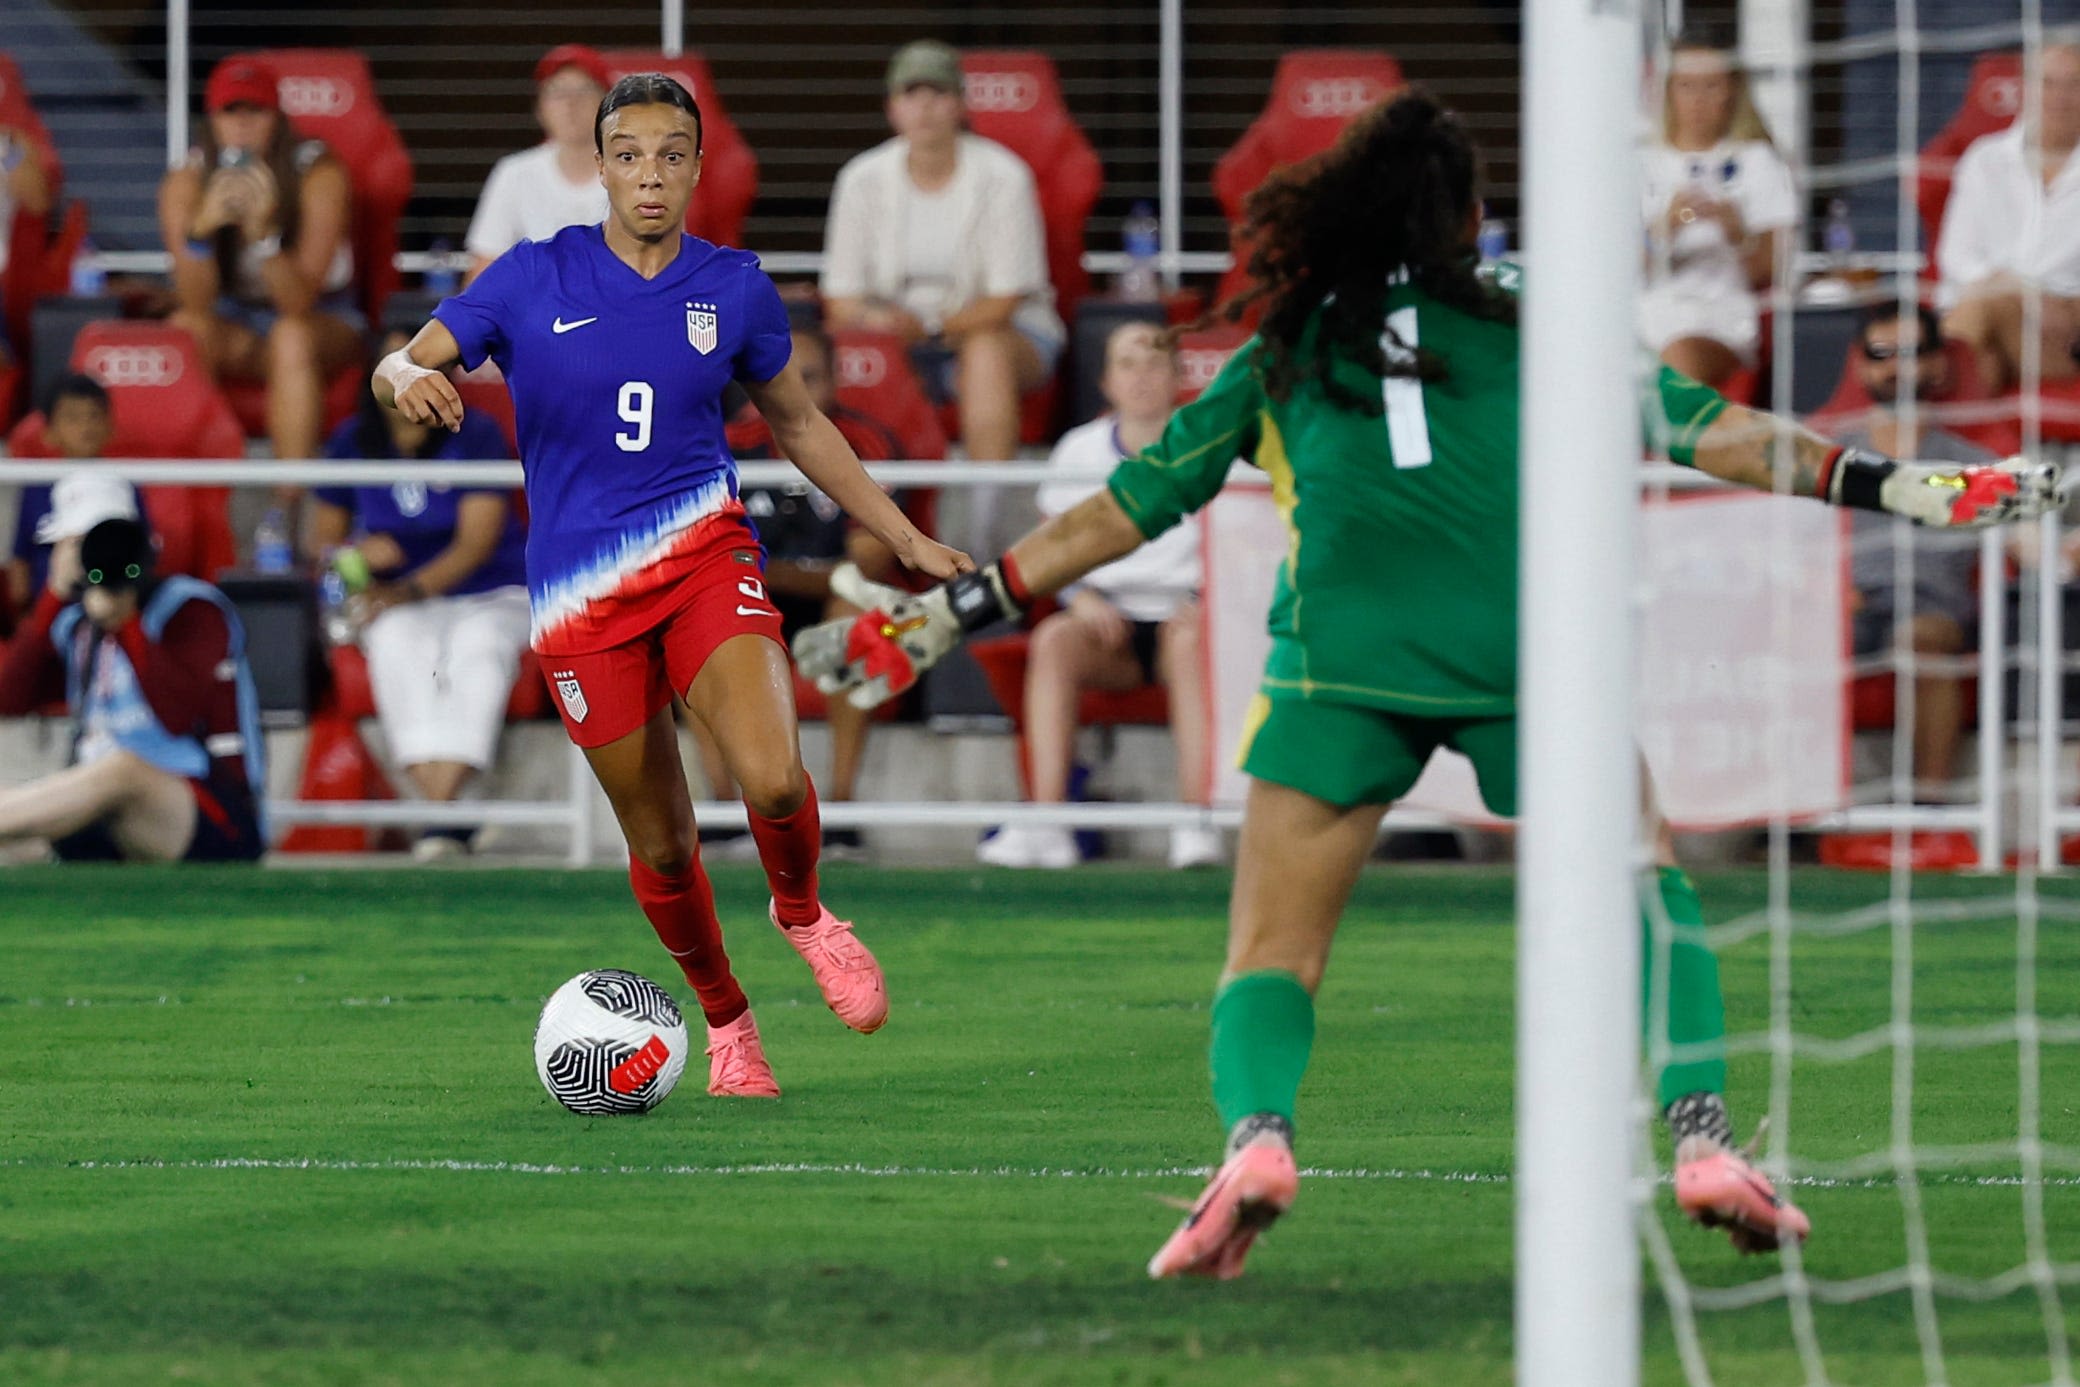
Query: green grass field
[{"left": 3, "top": 863, "right": 2077, "bottom": 1386}]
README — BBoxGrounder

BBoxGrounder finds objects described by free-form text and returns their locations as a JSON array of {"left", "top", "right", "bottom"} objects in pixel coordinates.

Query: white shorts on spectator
[{"left": 363, "top": 586, "right": 531, "bottom": 771}]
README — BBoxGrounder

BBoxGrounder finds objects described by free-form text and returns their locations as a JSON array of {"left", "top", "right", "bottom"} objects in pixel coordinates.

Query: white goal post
[{"left": 1519, "top": 2, "right": 1646, "bottom": 1385}]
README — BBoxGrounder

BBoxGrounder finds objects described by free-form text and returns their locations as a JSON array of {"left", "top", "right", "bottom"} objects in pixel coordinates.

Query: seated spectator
[
  {"left": 159, "top": 56, "right": 364, "bottom": 464},
  {"left": 0, "top": 503, "right": 265, "bottom": 863},
  {"left": 6, "top": 375, "right": 113, "bottom": 625},
  {"left": 696, "top": 323, "right": 908, "bottom": 857},
  {"left": 821, "top": 39, "right": 1063, "bottom": 467},
  {"left": 311, "top": 330, "right": 529, "bottom": 861},
  {"left": 1838, "top": 302, "right": 1990, "bottom": 807},
  {"left": 977, "top": 322, "right": 1219, "bottom": 870},
  {"left": 1938, "top": 38, "right": 2080, "bottom": 391},
  {"left": 463, "top": 44, "right": 611, "bottom": 286},
  {"left": 1639, "top": 36, "right": 1797, "bottom": 390},
  {"left": 0, "top": 116, "right": 53, "bottom": 370}
]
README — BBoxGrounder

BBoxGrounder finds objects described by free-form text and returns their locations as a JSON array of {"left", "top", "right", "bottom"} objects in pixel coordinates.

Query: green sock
[
  {"left": 1209, "top": 970, "right": 1316, "bottom": 1135},
  {"left": 1642, "top": 866, "right": 1728, "bottom": 1110}
]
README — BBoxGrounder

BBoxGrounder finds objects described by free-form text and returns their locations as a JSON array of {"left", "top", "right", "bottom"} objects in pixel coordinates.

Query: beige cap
[{"left": 886, "top": 40, "right": 963, "bottom": 95}]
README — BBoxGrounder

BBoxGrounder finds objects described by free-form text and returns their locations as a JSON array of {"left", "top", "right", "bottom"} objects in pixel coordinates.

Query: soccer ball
[{"left": 533, "top": 969, "right": 689, "bottom": 1115}]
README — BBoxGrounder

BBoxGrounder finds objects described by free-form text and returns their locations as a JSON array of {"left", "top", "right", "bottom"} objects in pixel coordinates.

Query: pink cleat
[
  {"left": 705, "top": 1010, "right": 780, "bottom": 1098},
  {"left": 771, "top": 901, "right": 888, "bottom": 1034},
  {"left": 1675, "top": 1136, "right": 1811, "bottom": 1253},
  {"left": 1148, "top": 1132, "right": 1299, "bottom": 1280}
]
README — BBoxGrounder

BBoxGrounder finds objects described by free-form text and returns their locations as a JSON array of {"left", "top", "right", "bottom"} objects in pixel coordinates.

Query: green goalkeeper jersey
[{"left": 1106, "top": 268, "right": 1730, "bottom": 716}]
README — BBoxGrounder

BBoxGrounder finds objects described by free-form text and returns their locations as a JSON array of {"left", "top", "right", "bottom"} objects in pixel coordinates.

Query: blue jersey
[
  {"left": 432, "top": 224, "right": 792, "bottom": 653},
  {"left": 316, "top": 413, "right": 528, "bottom": 598}
]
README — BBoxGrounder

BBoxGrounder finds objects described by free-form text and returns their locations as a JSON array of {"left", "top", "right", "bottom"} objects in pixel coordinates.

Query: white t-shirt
[
  {"left": 1638, "top": 138, "right": 1797, "bottom": 318},
  {"left": 465, "top": 144, "right": 610, "bottom": 262},
  {"left": 899, "top": 185, "right": 961, "bottom": 328},
  {"left": 1037, "top": 417, "right": 1200, "bottom": 623},
  {"left": 1935, "top": 124, "right": 2080, "bottom": 304}
]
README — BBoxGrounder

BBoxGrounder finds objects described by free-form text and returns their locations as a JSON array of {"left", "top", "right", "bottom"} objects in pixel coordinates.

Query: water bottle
[
  {"left": 1822, "top": 198, "right": 1856, "bottom": 268},
  {"left": 1118, "top": 201, "right": 1160, "bottom": 303},
  {"left": 319, "top": 568, "right": 357, "bottom": 646},
  {"left": 425, "top": 236, "right": 460, "bottom": 299},
  {"left": 70, "top": 236, "right": 106, "bottom": 298},
  {"left": 253, "top": 506, "right": 293, "bottom": 575},
  {"left": 1477, "top": 218, "right": 1508, "bottom": 262}
]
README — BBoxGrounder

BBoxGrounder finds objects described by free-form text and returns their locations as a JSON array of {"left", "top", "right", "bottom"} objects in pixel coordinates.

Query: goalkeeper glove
[
  {"left": 1820, "top": 447, "right": 2062, "bottom": 527},
  {"left": 791, "top": 558, "right": 1032, "bottom": 710}
]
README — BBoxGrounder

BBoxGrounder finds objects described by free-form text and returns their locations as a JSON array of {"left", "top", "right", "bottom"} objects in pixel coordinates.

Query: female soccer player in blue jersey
[{"left": 373, "top": 74, "right": 972, "bottom": 1099}]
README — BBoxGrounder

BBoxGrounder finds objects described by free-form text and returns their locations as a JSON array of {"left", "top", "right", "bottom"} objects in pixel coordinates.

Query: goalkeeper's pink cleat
[
  {"left": 1675, "top": 1136, "right": 1811, "bottom": 1253},
  {"left": 705, "top": 1010, "right": 780, "bottom": 1098},
  {"left": 771, "top": 901, "right": 888, "bottom": 1034},
  {"left": 1148, "top": 1127, "right": 1299, "bottom": 1280}
]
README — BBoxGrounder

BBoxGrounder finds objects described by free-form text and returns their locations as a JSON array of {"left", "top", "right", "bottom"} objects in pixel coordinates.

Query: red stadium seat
[
  {"left": 1172, "top": 323, "right": 1251, "bottom": 404},
  {"left": 601, "top": 50, "right": 759, "bottom": 249},
  {"left": 0, "top": 52, "right": 77, "bottom": 415},
  {"left": 831, "top": 328, "right": 948, "bottom": 541},
  {"left": 32, "top": 322, "right": 247, "bottom": 578},
  {"left": 1808, "top": 335, "right": 2021, "bottom": 457},
  {"left": 223, "top": 370, "right": 362, "bottom": 446},
  {"left": 970, "top": 632, "right": 1170, "bottom": 797},
  {"left": 454, "top": 376, "right": 519, "bottom": 454},
  {"left": 958, "top": 52, "right": 1103, "bottom": 317},
  {"left": 1211, "top": 51, "right": 1404, "bottom": 308},
  {"left": 239, "top": 50, "right": 414, "bottom": 325},
  {"left": 1916, "top": 52, "right": 2021, "bottom": 248}
]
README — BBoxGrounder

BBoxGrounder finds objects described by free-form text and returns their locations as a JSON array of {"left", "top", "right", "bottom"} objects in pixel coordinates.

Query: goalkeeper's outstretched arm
[{"left": 1662, "top": 365, "right": 2059, "bottom": 528}]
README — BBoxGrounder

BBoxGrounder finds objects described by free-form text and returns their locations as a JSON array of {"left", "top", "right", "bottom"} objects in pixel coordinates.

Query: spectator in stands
[
  {"left": 821, "top": 39, "right": 1063, "bottom": 468},
  {"left": 1837, "top": 301, "right": 1991, "bottom": 812},
  {"left": 159, "top": 56, "right": 364, "bottom": 464},
  {"left": 1640, "top": 37, "right": 1797, "bottom": 391},
  {"left": 0, "top": 118, "right": 53, "bottom": 369},
  {"left": 0, "top": 500, "right": 265, "bottom": 864},
  {"left": 698, "top": 323, "right": 908, "bottom": 857},
  {"left": 977, "top": 321, "right": 1219, "bottom": 870},
  {"left": 311, "top": 329, "right": 530, "bottom": 861},
  {"left": 6, "top": 375, "right": 113, "bottom": 625},
  {"left": 463, "top": 44, "right": 612, "bottom": 286},
  {"left": 1937, "top": 38, "right": 2080, "bottom": 391}
]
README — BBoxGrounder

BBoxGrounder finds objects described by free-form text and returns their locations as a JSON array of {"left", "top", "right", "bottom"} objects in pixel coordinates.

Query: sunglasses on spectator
[{"left": 1859, "top": 340, "right": 1926, "bottom": 361}]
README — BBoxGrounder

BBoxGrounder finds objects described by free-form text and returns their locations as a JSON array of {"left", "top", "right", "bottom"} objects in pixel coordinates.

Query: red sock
[
  {"left": 628, "top": 853, "right": 748, "bottom": 1028},
  {"left": 750, "top": 775, "right": 823, "bottom": 929}
]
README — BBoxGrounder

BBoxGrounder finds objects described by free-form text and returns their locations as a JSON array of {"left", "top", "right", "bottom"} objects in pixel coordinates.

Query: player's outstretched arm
[
  {"left": 742, "top": 361, "right": 972, "bottom": 582},
  {"left": 1687, "top": 399, "right": 2061, "bottom": 527},
  {"left": 372, "top": 319, "right": 466, "bottom": 433}
]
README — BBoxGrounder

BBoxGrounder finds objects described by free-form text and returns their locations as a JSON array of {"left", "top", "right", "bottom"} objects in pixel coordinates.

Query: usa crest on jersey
[
  {"left": 554, "top": 672, "right": 589, "bottom": 723},
  {"left": 686, "top": 301, "right": 718, "bottom": 355}
]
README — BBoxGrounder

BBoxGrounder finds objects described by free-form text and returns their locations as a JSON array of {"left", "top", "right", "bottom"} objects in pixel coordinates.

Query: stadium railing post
[{"left": 1518, "top": 3, "right": 1644, "bottom": 1385}]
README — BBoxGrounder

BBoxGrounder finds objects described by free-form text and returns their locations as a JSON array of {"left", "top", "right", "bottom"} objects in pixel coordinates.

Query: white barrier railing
[{"left": 0, "top": 455, "right": 2065, "bottom": 867}]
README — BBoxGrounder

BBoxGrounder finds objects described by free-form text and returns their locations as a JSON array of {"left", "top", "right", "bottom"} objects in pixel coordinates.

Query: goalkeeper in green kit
[{"left": 794, "top": 92, "right": 2061, "bottom": 1278}]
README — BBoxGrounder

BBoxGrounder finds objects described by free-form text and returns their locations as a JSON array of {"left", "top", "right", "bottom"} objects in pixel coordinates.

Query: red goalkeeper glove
[
  {"left": 790, "top": 558, "right": 1032, "bottom": 710},
  {"left": 1819, "top": 447, "right": 2062, "bottom": 527}
]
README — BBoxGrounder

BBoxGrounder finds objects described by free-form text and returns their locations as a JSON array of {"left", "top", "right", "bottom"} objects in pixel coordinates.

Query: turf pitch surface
[{"left": 3, "top": 864, "right": 2077, "bottom": 1385}]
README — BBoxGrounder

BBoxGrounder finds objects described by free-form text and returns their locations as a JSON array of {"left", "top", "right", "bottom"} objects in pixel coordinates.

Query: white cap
[{"left": 35, "top": 471, "right": 140, "bottom": 545}]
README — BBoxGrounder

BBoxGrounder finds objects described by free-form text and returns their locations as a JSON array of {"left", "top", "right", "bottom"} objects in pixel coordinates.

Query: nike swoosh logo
[
  {"left": 552, "top": 316, "right": 598, "bottom": 334},
  {"left": 737, "top": 605, "right": 774, "bottom": 618}
]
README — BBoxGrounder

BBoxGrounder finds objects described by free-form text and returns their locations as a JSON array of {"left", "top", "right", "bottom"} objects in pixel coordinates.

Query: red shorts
[{"left": 535, "top": 515, "right": 785, "bottom": 749}]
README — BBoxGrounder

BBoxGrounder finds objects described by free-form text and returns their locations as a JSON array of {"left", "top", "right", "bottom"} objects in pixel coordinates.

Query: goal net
[{"left": 1612, "top": 8, "right": 2080, "bottom": 1385}]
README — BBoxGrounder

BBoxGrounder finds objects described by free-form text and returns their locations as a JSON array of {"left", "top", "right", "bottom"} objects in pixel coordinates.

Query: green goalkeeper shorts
[{"left": 1235, "top": 694, "right": 1518, "bottom": 816}]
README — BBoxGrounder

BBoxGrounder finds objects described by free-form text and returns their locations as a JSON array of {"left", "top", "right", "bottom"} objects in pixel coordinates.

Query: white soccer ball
[{"left": 533, "top": 969, "right": 689, "bottom": 1115}]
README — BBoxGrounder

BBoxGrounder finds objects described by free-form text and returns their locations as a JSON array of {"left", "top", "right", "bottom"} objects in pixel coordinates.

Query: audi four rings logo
[
  {"left": 1179, "top": 349, "right": 1234, "bottom": 391},
  {"left": 837, "top": 347, "right": 887, "bottom": 389},
  {"left": 963, "top": 72, "right": 1038, "bottom": 113},
  {"left": 1293, "top": 78, "right": 1384, "bottom": 118},
  {"left": 279, "top": 76, "right": 354, "bottom": 118},
  {"left": 84, "top": 346, "right": 183, "bottom": 388}
]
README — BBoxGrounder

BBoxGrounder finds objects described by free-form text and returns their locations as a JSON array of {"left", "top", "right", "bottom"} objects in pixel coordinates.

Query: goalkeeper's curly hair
[{"left": 1220, "top": 87, "right": 1515, "bottom": 411}]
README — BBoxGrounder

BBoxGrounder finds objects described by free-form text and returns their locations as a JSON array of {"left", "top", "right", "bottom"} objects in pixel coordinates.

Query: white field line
[{"left": 12, "top": 1155, "right": 2080, "bottom": 1190}]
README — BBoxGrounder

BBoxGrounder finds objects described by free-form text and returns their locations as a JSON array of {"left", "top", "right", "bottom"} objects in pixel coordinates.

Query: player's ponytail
[{"left": 1224, "top": 88, "right": 1515, "bottom": 411}]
